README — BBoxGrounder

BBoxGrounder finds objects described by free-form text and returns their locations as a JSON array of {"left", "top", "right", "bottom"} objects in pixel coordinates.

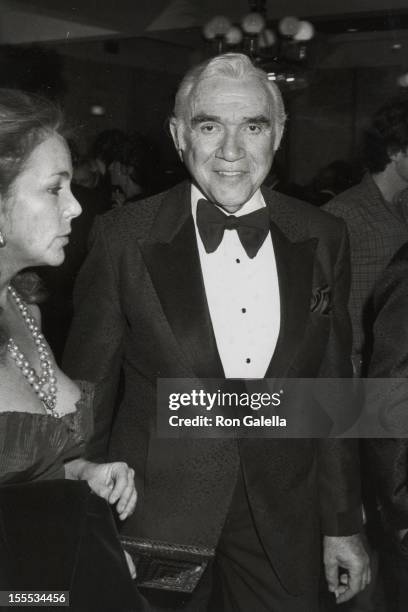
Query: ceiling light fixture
[{"left": 202, "top": 1, "right": 315, "bottom": 91}]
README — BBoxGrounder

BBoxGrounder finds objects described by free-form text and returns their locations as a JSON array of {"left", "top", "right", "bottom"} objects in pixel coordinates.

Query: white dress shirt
[{"left": 192, "top": 185, "right": 280, "bottom": 378}]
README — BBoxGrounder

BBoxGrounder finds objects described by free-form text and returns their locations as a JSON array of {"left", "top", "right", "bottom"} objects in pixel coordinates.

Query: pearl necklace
[{"left": 7, "top": 285, "right": 59, "bottom": 417}]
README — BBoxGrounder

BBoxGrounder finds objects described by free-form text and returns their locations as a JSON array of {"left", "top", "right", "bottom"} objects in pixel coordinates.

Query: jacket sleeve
[
  {"left": 364, "top": 243, "right": 408, "bottom": 529},
  {"left": 317, "top": 222, "right": 363, "bottom": 536},
  {"left": 63, "top": 216, "right": 125, "bottom": 461}
]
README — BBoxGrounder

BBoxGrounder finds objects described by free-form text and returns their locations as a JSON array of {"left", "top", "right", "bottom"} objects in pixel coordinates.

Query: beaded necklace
[{"left": 6, "top": 285, "right": 59, "bottom": 417}]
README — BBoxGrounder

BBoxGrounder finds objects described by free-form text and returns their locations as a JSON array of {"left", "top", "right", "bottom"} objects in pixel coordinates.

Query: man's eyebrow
[
  {"left": 190, "top": 114, "right": 271, "bottom": 126},
  {"left": 243, "top": 115, "right": 271, "bottom": 125},
  {"left": 190, "top": 114, "right": 221, "bottom": 125}
]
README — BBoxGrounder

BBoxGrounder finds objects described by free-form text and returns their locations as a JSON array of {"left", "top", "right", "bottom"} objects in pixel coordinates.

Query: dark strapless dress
[
  {"left": 0, "top": 382, "right": 147, "bottom": 612},
  {"left": 0, "top": 381, "right": 93, "bottom": 484}
]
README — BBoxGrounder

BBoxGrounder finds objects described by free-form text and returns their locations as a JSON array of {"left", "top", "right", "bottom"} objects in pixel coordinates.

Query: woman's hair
[
  {"left": 0, "top": 89, "right": 63, "bottom": 358},
  {"left": 0, "top": 88, "right": 64, "bottom": 198}
]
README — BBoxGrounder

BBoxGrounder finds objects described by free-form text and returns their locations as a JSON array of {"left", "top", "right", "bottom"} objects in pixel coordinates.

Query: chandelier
[{"left": 202, "top": 1, "right": 315, "bottom": 91}]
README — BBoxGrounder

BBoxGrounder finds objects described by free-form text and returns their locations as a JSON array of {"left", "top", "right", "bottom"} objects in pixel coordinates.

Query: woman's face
[{"left": 1, "top": 133, "right": 81, "bottom": 269}]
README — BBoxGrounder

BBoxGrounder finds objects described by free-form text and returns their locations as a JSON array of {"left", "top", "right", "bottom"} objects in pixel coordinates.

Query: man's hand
[
  {"left": 75, "top": 460, "right": 137, "bottom": 520},
  {"left": 323, "top": 534, "right": 370, "bottom": 604}
]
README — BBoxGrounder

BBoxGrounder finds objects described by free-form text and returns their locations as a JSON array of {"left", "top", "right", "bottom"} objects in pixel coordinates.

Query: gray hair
[{"left": 173, "top": 53, "right": 286, "bottom": 131}]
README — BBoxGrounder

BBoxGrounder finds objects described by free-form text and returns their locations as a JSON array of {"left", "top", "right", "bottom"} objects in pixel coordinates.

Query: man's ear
[
  {"left": 273, "top": 124, "right": 284, "bottom": 152},
  {"left": 0, "top": 195, "right": 6, "bottom": 224},
  {"left": 0, "top": 196, "right": 8, "bottom": 247},
  {"left": 169, "top": 117, "right": 184, "bottom": 162}
]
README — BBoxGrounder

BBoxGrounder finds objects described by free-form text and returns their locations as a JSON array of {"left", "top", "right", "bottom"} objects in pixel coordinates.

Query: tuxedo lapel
[
  {"left": 139, "top": 183, "right": 317, "bottom": 380},
  {"left": 138, "top": 182, "right": 224, "bottom": 378},
  {"left": 264, "top": 193, "right": 318, "bottom": 378}
]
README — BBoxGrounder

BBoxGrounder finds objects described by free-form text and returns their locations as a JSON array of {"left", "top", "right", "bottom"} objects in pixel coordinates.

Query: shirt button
[
  {"left": 246, "top": 358, "right": 251, "bottom": 363},
  {"left": 236, "top": 258, "right": 240, "bottom": 263},
  {"left": 241, "top": 308, "right": 246, "bottom": 313}
]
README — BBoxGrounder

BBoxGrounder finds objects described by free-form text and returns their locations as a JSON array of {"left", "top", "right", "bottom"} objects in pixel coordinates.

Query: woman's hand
[
  {"left": 84, "top": 461, "right": 137, "bottom": 520},
  {"left": 65, "top": 459, "right": 137, "bottom": 520},
  {"left": 124, "top": 550, "right": 137, "bottom": 579}
]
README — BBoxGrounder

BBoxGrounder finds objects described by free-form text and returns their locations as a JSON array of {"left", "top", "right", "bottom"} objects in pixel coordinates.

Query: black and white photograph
[{"left": 1, "top": 1, "right": 408, "bottom": 611}]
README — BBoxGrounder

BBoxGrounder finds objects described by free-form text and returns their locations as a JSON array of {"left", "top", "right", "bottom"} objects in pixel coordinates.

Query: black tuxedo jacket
[{"left": 63, "top": 181, "right": 362, "bottom": 595}]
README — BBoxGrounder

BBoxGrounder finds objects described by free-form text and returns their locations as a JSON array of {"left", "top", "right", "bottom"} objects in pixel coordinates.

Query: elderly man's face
[{"left": 171, "top": 75, "right": 278, "bottom": 213}]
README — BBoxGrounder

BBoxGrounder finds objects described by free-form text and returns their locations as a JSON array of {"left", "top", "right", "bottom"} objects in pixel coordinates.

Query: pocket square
[{"left": 310, "top": 285, "right": 332, "bottom": 315}]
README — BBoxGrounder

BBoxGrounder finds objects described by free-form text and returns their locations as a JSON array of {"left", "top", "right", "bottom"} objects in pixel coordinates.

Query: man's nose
[{"left": 216, "top": 130, "right": 244, "bottom": 162}]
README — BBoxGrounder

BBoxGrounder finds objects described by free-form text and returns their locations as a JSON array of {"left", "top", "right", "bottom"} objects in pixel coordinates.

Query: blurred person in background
[
  {"left": 92, "top": 128, "right": 146, "bottom": 206},
  {"left": 325, "top": 95, "right": 408, "bottom": 376}
]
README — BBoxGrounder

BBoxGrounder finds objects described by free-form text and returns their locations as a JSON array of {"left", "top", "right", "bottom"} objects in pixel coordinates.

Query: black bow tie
[{"left": 196, "top": 198, "right": 269, "bottom": 259}]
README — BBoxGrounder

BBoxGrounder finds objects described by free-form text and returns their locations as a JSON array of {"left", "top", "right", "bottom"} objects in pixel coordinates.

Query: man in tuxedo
[{"left": 64, "top": 53, "right": 369, "bottom": 611}]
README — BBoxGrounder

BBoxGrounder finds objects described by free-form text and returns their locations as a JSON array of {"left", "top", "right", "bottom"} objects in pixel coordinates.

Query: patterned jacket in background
[{"left": 324, "top": 173, "right": 408, "bottom": 371}]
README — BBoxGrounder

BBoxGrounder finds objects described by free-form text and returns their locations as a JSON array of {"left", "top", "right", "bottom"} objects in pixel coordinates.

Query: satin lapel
[
  {"left": 265, "top": 214, "right": 318, "bottom": 379},
  {"left": 138, "top": 182, "right": 224, "bottom": 379}
]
